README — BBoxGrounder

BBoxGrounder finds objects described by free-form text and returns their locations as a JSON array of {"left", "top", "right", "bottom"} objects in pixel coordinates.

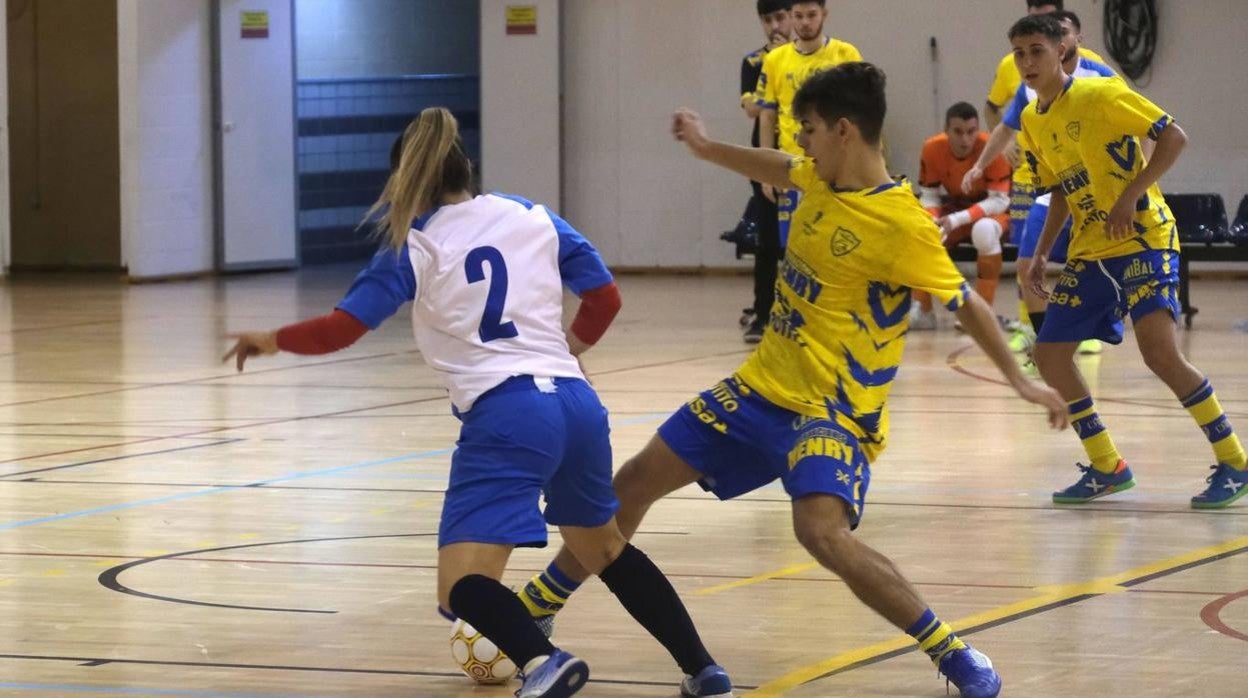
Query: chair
[
  {"left": 1230, "top": 194, "right": 1248, "bottom": 246},
  {"left": 1167, "top": 193, "right": 1228, "bottom": 244}
]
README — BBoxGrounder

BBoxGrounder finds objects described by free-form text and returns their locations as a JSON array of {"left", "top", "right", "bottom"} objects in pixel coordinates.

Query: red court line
[
  {"left": 1200, "top": 588, "right": 1248, "bottom": 642},
  {"left": 946, "top": 344, "right": 1248, "bottom": 417}
]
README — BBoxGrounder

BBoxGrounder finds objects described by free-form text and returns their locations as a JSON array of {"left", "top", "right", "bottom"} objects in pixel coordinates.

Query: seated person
[{"left": 911, "top": 102, "right": 1011, "bottom": 329}]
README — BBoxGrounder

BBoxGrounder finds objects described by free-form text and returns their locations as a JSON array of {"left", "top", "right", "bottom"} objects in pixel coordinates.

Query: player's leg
[
  {"left": 970, "top": 215, "right": 1006, "bottom": 306},
  {"left": 536, "top": 378, "right": 730, "bottom": 696},
  {"left": 783, "top": 422, "right": 1000, "bottom": 697},
  {"left": 518, "top": 433, "right": 703, "bottom": 626},
  {"left": 746, "top": 193, "right": 781, "bottom": 343},
  {"left": 1032, "top": 260, "right": 1134, "bottom": 502},
  {"left": 1123, "top": 252, "right": 1247, "bottom": 507},
  {"left": 559, "top": 520, "right": 731, "bottom": 696},
  {"left": 437, "top": 382, "right": 582, "bottom": 695}
]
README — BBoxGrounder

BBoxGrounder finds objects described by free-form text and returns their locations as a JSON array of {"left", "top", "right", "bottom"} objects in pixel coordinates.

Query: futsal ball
[{"left": 449, "top": 618, "right": 518, "bottom": 684}]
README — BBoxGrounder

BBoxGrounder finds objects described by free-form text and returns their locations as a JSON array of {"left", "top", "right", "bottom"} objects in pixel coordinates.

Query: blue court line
[
  {"left": 0, "top": 682, "right": 315, "bottom": 697},
  {"left": 0, "top": 448, "right": 454, "bottom": 532},
  {"left": 0, "top": 412, "right": 668, "bottom": 532}
]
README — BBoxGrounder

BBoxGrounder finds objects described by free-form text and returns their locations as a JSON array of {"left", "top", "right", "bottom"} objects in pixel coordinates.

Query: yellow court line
[
  {"left": 745, "top": 534, "right": 1248, "bottom": 696},
  {"left": 694, "top": 562, "right": 821, "bottom": 596}
]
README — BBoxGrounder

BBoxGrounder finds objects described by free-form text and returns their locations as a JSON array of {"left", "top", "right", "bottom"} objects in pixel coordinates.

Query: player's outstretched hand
[
  {"left": 1025, "top": 252, "right": 1050, "bottom": 300},
  {"left": 960, "top": 166, "right": 984, "bottom": 194},
  {"left": 222, "top": 331, "right": 279, "bottom": 372},
  {"left": 672, "top": 108, "right": 710, "bottom": 152},
  {"left": 1014, "top": 379, "right": 1069, "bottom": 430}
]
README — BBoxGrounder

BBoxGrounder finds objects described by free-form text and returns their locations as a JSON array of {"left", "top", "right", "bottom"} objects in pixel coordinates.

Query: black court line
[
  {"left": 799, "top": 541, "right": 1248, "bottom": 686},
  {"left": 0, "top": 439, "right": 244, "bottom": 479},
  {"left": 16, "top": 478, "right": 1248, "bottom": 517},
  {"left": 0, "top": 651, "right": 762, "bottom": 689}
]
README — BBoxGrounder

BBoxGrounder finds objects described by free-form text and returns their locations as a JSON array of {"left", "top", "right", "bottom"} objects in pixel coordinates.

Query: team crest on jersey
[
  {"left": 830, "top": 227, "right": 861, "bottom": 257},
  {"left": 1066, "top": 121, "right": 1081, "bottom": 141}
]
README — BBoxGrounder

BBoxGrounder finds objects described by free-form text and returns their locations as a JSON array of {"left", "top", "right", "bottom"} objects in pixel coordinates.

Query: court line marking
[
  {"left": 0, "top": 439, "right": 243, "bottom": 479},
  {"left": 0, "top": 548, "right": 1228, "bottom": 598},
  {"left": 0, "top": 681, "right": 314, "bottom": 697},
  {"left": 695, "top": 562, "right": 821, "bottom": 596},
  {"left": 743, "top": 534, "right": 1248, "bottom": 695},
  {"left": 0, "top": 395, "right": 446, "bottom": 466},
  {"left": 0, "top": 653, "right": 761, "bottom": 691},
  {"left": 16, "top": 478, "right": 1246, "bottom": 517},
  {"left": 1200, "top": 588, "right": 1248, "bottom": 642},
  {"left": 946, "top": 343, "right": 1248, "bottom": 417},
  {"left": 0, "top": 448, "right": 454, "bottom": 531}
]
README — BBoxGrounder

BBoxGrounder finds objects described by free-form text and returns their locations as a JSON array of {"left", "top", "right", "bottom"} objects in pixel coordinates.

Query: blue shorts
[
  {"left": 656, "top": 376, "right": 871, "bottom": 529},
  {"left": 1038, "top": 249, "right": 1182, "bottom": 345},
  {"left": 777, "top": 189, "right": 800, "bottom": 247},
  {"left": 1009, "top": 181, "right": 1039, "bottom": 243},
  {"left": 438, "top": 376, "right": 619, "bottom": 548},
  {"left": 1018, "top": 198, "right": 1072, "bottom": 263}
]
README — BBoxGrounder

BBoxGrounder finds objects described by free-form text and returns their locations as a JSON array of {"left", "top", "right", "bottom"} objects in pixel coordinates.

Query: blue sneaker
[
  {"left": 516, "top": 650, "right": 588, "bottom": 698},
  {"left": 680, "top": 664, "right": 733, "bottom": 697},
  {"left": 937, "top": 646, "right": 1001, "bottom": 698},
  {"left": 1052, "top": 460, "right": 1135, "bottom": 503},
  {"left": 1191, "top": 463, "right": 1248, "bottom": 509}
]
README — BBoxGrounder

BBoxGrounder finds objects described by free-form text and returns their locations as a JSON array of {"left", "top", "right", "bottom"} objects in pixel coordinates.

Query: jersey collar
[{"left": 1036, "top": 75, "right": 1074, "bottom": 115}]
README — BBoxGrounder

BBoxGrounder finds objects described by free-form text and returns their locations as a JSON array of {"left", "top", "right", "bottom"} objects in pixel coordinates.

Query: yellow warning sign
[
  {"left": 241, "top": 10, "right": 269, "bottom": 39},
  {"left": 506, "top": 5, "right": 537, "bottom": 35}
]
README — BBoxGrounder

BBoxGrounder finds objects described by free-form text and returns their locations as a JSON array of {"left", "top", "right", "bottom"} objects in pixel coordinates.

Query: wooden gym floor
[{"left": 0, "top": 268, "right": 1245, "bottom": 697}]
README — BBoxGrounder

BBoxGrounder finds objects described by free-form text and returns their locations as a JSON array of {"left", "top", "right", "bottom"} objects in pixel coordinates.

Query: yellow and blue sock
[
  {"left": 1182, "top": 378, "right": 1247, "bottom": 470},
  {"left": 1069, "top": 396, "right": 1124, "bottom": 474},
  {"left": 518, "top": 563, "right": 581, "bottom": 619},
  {"left": 907, "top": 608, "right": 967, "bottom": 663}
]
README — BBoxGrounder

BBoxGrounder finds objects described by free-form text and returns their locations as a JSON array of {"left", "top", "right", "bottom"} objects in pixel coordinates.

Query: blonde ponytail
[{"left": 363, "top": 107, "right": 471, "bottom": 249}]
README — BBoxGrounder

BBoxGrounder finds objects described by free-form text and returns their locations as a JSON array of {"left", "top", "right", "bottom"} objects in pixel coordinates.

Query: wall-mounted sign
[
  {"left": 506, "top": 5, "right": 537, "bottom": 35},
  {"left": 241, "top": 10, "right": 269, "bottom": 39}
]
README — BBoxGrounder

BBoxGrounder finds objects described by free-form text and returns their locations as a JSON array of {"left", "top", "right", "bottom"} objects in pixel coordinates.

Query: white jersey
[{"left": 336, "top": 193, "right": 614, "bottom": 412}]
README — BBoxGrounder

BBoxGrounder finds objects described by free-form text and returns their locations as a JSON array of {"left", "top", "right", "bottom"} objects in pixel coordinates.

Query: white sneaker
[{"left": 910, "top": 309, "right": 937, "bottom": 331}]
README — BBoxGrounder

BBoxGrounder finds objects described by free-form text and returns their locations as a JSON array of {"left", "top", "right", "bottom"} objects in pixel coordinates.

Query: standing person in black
[{"left": 738, "top": 0, "right": 793, "bottom": 343}]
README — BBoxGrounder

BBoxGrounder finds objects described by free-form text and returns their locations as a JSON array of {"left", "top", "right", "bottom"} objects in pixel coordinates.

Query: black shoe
[
  {"left": 738, "top": 307, "right": 756, "bottom": 328},
  {"left": 743, "top": 319, "right": 764, "bottom": 344}
]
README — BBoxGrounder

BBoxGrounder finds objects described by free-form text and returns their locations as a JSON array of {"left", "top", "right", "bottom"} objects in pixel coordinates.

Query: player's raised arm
[
  {"left": 672, "top": 108, "right": 792, "bottom": 191},
  {"left": 962, "top": 122, "right": 1018, "bottom": 193}
]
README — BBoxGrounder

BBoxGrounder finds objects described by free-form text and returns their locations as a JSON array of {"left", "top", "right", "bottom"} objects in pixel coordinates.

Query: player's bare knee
[
  {"left": 1139, "top": 342, "right": 1186, "bottom": 381},
  {"left": 793, "top": 513, "right": 850, "bottom": 559},
  {"left": 561, "top": 524, "right": 626, "bottom": 576}
]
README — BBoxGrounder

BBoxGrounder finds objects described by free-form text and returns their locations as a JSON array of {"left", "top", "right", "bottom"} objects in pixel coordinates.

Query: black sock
[
  {"left": 598, "top": 544, "right": 715, "bottom": 676},
  {"left": 1029, "top": 311, "right": 1046, "bottom": 334},
  {"left": 449, "top": 574, "right": 555, "bottom": 669}
]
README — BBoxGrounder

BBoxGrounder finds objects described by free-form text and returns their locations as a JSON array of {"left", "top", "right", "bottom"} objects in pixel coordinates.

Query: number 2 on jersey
[{"left": 464, "top": 246, "right": 519, "bottom": 342}]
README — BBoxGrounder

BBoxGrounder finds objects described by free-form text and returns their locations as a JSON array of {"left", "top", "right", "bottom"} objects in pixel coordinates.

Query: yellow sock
[
  {"left": 518, "top": 564, "right": 580, "bottom": 618},
  {"left": 908, "top": 609, "right": 967, "bottom": 663},
  {"left": 1069, "top": 396, "right": 1123, "bottom": 473},
  {"left": 1182, "top": 379, "right": 1247, "bottom": 470}
]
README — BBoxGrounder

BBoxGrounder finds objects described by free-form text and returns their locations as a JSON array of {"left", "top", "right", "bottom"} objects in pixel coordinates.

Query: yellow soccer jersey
[
  {"left": 1018, "top": 77, "right": 1178, "bottom": 261},
  {"left": 756, "top": 38, "right": 862, "bottom": 155},
  {"left": 986, "top": 47, "right": 1107, "bottom": 107},
  {"left": 736, "top": 158, "right": 971, "bottom": 463}
]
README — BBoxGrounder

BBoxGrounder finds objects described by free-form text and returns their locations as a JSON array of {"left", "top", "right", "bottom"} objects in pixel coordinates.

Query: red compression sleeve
[
  {"left": 570, "top": 282, "right": 622, "bottom": 346},
  {"left": 275, "top": 309, "right": 369, "bottom": 355}
]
